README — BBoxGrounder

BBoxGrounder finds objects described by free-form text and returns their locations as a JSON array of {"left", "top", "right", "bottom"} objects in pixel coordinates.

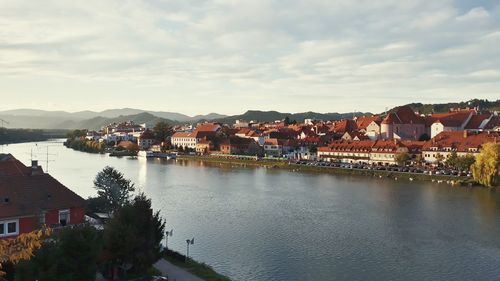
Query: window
[
  {"left": 39, "top": 212, "right": 46, "bottom": 225},
  {"left": 0, "top": 219, "right": 19, "bottom": 237},
  {"left": 59, "top": 209, "right": 70, "bottom": 226}
]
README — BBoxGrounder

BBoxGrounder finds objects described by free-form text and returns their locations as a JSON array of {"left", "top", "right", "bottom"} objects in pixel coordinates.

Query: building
[
  {"left": 171, "top": 131, "right": 197, "bottom": 149},
  {"left": 196, "top": 138, "right": 214, "bottom": 155},
  {"left": 422, "top": 131, "right": 499, "bottom": 164},
  {"left": 381, "top": 106, "right": 426, "bottom": 140},
  {"left": 219, "top": 136, "right": 261, "bottom": 155},
  {"left": 369, "top": 140, "right": 409, "bottom": 165},
  {"left": 428, "top": 110, "right": 474, "bottom": 138},
  {"left": 137, "top": 129, "right": 156, "bottom": 149},
  {"left": 0, "top": 154, "right": 86, "bottom": 239},
  {"left": 317, "top": 141, "right": 373, "bottom": 163},
  {"left": 263, "top": 138, "right": 284, "bottom": 157},
  {"left": 171, "top": 123, "right": 221, "bottom": 150}
]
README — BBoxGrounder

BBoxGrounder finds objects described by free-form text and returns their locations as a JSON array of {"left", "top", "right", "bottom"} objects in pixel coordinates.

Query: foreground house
[{"left": 0, "top": 154, "right": 86, "bottom": 238}]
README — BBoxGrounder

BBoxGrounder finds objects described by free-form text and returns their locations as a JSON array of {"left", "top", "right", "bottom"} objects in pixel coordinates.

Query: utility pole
[
  {"left": 165, "top": 229, "right": 173, "bottom": 249},
  {"left": 0, "top": 118, "right": 9, "bottom": 128},
  {"left": 185, "top": 237, "right": 194, "bottom": 262},
  {"left": 43, "top": 146, "right": 57, "bottom": 172}
]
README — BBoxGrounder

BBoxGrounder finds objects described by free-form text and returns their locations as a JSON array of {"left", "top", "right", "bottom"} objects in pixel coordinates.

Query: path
[{"left": 154, "top": 259, "right": 205, "bottom": 281}]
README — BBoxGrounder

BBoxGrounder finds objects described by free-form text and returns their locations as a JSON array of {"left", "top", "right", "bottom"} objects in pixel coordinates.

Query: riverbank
[
  {"left": 0, "top": 128, "right": 68, "bottom": 144},
  {"left": 177, "top": 155, "right": 478, "bottom": 186},
  {"left": 162, "top": 249, "right": 231, "bottom": 281}
]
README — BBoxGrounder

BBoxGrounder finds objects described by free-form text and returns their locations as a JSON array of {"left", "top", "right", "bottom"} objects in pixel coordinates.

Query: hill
[
  {"left": 396, "top": 99, "right": 500, "bottom": 115},
  {"left": 212, "top": 110, "right": 370, "bottom": 124}
]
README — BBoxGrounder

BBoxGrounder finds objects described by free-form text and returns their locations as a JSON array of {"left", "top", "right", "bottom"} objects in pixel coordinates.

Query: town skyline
[{"left": 1, "top": 1, "right": 500, "bottom": 115}]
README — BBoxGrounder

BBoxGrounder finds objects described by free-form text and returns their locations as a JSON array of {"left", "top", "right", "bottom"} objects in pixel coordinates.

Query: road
[{"left": 154, "top": 259, "right": 205, "bottom": 281}]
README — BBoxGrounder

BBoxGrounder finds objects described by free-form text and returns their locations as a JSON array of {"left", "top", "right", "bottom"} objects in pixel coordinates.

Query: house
[
  {"left": 171, "top": 131, "right": 197, "bottom": 149},
  {"left": 137, "top": 129, "right": 156, "bottom": 149},
  {"left": 196, "top": 138, "right": 214, "bottom": 155},
  {"left": 428, "top": 110, "right": 474, "bottom": 138},
  {"left": 219, "top": 136, "right": 261, "bottom": 155},
  {"left": 263, "top": 138, "right": 284, "bottom": 157},
  {"left": 381, "top": 106, "right": 426, "bottom": 140},
  {"left": 171, "top": 123, "right": 221, "bottom": 150},
  {"left": 422, "top": 131, "right": 499, "bottom": 164},
  {"left": 0, "top": 155, "right": 86, "bottom": 239},
  {"left": 341, "top": 131, "right": 369, "bottom": 141},
  {"left": 317, "top": 141, "right": 373, "bottom": 163},
  {"left": 369, "top": 140, "right": 409, "bottom": 165},
  {"left": 330, "top": 119, "right": 357, "bottom": 134}
]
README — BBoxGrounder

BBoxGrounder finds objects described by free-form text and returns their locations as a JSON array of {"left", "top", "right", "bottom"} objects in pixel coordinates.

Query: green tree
[
  {"left": 14, "top": 225, "right": 101, "bottom": 281},
  {"left": 395, "top": 152, "right": 411, "bottom": 166},
  {"left": 435, "top": 153, "right": 445, "bottom": 165},
  {"left": 103, "top": 193, "right": 165, "bottom": 275},
  {"left": 471, "top": 142, "right": 500, "bottom": 187},
  {"left": 455, "top": 154, "right": 475, "bottom": 171},
  {"left": 94, "top": 166, "right": 135, "bottom": 213},
  {"left": 153, "top": 121, "right": 173, "bottom": 142},
  {"left": 445, "top": 151, "right": 458, "bottom": 168}
]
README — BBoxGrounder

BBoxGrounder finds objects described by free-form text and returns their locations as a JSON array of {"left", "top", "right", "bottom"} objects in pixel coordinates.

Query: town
[{"left": 73, "top": 105, "right": 499, "bottom": 179}]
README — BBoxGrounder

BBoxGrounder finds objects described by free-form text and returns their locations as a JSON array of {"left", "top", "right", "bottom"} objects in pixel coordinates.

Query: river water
[{"left": 2, "top": 140, "right": 500, "bottom": 281}]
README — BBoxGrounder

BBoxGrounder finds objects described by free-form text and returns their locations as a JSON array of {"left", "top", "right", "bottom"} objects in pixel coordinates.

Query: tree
[
  {"left": 103, "top": 193, "right": 165, "bottom": 276},
  {"left": 0, "top": 229, "right": 51, "bottom": 277},
  {"left": 284, "top": 116, "right": 291, "bottom": 126},
  {"left": 418, "top": 133, "right": 430, "bottom": 141},
  {"left": 455, "top": 154, "right": 475, "bottom": 171},
  {"left": 94, "top": 166, "right": 135, "bottom": 213},
  {"left": 395, "top": 152, "right": 411, "bottom": 166},
  {"left": 445, "top": 151, "right": 458, "bottom": 168},
  {"left": 153, "top": 121, "right": 173, "bottom": 142},
  {"left": 471, "top": 142, "right": 500, "bottom": 187},
  {"left": 435, "top": 153, "right": 445, "bottom": 165},
  {"left": 415, "top": 154, "right": 424, "bottom": 166},
  {"left": 14, "top": 225, "right": 101, "bottom": 281}
]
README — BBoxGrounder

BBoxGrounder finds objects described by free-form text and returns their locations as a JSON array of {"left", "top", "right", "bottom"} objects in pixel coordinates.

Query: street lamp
[
  {"left": 165, "top": 229, "right": 173, "bottom": 249},
  {"left": 185, "top": 237, "right": 194, "bottom": 262}
]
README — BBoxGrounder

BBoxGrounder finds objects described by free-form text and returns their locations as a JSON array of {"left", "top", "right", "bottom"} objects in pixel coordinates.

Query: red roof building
[{"left": 0, "top": 155, "right": 86, "bottom": 239}]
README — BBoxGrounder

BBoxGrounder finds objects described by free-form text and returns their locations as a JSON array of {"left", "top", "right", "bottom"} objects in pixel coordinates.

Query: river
[{"left": 2, "top": 140, "right": 500, "bottom": 281}]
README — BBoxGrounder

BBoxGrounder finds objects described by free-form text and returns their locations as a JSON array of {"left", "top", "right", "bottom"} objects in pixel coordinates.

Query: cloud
[{"left": 0, "top": 0, "right": 499, "bottom": 114}]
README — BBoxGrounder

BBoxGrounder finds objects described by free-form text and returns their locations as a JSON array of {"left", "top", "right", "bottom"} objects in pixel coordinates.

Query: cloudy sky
[{"left": 1, "top": 0, "right": 499, "bottom": 115}]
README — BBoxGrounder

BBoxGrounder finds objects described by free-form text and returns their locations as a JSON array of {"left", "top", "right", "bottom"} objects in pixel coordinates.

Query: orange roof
[
  {"left": 356, "top": 116, "right": 381, "bottom": 130},
  {"left": 464, "top": 113, "right": 491, "bottom": 129},
  {"left": 423, "top": 131, "right": 499, "bottom": 152},
  {"left": 172, "top": 132, "right": 196, "bottom": 138},
  {"left": 195, "top": 123, "right": 221, "bottom": 132},
  {"left": 382, "top": 106, "right": 424, "bottom": 125},
  {"left": 264, "top": 138, "right": 280, "bottom": 145}
]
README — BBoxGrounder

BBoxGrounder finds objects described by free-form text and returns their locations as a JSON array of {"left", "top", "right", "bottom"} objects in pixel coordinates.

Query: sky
[{"left": 0, "top": 0, "right": 499, "bottom": 116}]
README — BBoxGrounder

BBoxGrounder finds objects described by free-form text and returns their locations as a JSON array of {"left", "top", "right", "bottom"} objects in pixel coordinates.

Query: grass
[{"left": 163, "top": 250, "right": 231, "bottom": 281}]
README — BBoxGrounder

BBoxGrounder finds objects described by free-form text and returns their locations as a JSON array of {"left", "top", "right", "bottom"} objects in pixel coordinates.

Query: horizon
[
  {"left": 0, "top": 97, "right": 496, "bottom": 118},
  {"left": 1, "top": 1, "right": 500, "bottom": 115}
]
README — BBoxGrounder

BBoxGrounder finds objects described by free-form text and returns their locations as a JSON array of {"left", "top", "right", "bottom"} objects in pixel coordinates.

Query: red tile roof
[
  {"left": 382, "top": 106, "right": 424, "bottom": 125},
  {"left": 355, "top": 116, "right": 381, "bottom": 130},
  {"left": 195, "top": 123, "right": 221, "bottom": 132},
  {"left": 484, "top": 116, "right": 500, "bottom": 130},
  {"left": 464, "top": 113, "right": 491, "bottom": 129},
  {"left": 422, "top": 131, "right": 499, "bottom": 152},
  {"left": 0, "top": 156, "right": 86, "bottom": 220}
]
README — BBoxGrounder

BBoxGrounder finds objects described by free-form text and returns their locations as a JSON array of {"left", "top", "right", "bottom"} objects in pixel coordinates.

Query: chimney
[
  {"left": 463, "top": 130, "right": 468, "bottom": 138},
  {"left": 31, "top": 160, "right": 39, "bottom": 175}
]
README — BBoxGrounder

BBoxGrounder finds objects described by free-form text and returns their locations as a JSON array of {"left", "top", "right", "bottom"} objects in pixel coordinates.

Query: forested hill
[{"left": 398, "top": 99, "right": 499, "bottom": 114}]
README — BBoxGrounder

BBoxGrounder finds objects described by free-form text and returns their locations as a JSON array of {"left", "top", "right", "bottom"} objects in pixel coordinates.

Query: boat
[{"left": 138, "top": 150, "right": 177, "bottom": 159}]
